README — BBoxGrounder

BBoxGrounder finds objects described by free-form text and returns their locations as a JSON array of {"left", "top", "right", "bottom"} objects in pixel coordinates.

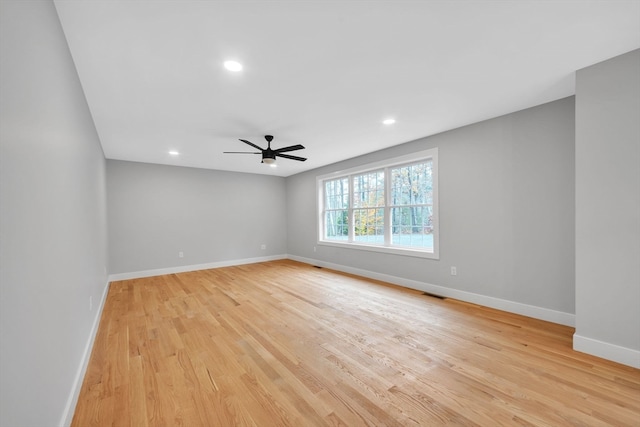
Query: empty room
[{"left": 1, "top": 0, "right": 639, "bottom": 426}]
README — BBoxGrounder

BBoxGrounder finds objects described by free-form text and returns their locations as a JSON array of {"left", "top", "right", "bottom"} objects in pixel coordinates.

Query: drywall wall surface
[
  {"left": 107, "top": 160, "right": 287, "bottom": 275},
  {"left": 287, "top": 97, "right": 575, "bottom": 315},
  {"left": 575, "top": 50, "right": 640, "bottom": 357},
  {"left": 0, "top": 1, "right": 109, "bottom": 425}
]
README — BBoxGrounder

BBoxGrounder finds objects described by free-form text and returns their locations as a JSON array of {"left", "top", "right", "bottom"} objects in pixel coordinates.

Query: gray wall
[
  {"left": 0, "top": 1, "right": 109, "bottom": 426},
  {"left": 575, "top": 50, "right": 640, "bottom": 362},
  {"left": 287, "top": 97, "right": 575, "bottom": 316},
  {"left": 107, "top": 160, "right": 287, "bottom": 275}
]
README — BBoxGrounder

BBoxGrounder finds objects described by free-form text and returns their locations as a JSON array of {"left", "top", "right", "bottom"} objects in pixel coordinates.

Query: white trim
[
  {"left": 317, "top": 240, "right": 435, "bottom": 258},
  {"left": 573, "top": 334, "right": 640, "bottom": 369},
  {"left": 108, "top": 254, "right": 288, "bottom": 281},
  {"left": 287, "top": 254, "right": 575, "bottom": 327},
  {"left": 60, "top": 279, "right": 110, "bottom": 427}
]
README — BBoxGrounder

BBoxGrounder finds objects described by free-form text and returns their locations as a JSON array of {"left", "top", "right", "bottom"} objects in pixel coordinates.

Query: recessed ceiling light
[
  {"left": 169, "top": 150, "right": 179, "bottom": 155},
  {"left": 382, "top": 118, "right": 396, "bottom": 125},
  {"left": 224, "top": 60, "right": 243, "bottom": 72}
]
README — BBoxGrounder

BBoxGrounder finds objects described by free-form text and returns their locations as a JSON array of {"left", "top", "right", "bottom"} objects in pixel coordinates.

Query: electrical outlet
[
  {"left": 313, "top": 246, "right": 317, "bottom": 252},
  {"left": 178, "top": 251, "right": 184, "bottom": 258},
  {"left": 451, "top": 266, "right": 457, "bottom": 276},
  {"left": 261, "top": 244, "right": 266, "bottom": 250}
]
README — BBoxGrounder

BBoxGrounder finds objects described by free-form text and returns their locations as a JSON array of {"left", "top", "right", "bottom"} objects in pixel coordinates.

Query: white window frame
[{"left": 317, "top": 148, "right": 439, "bottom": 259}]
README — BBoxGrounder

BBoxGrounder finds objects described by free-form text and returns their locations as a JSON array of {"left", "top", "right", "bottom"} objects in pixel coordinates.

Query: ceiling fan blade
[
  {"left": 274, "top": 144, "right": 305, "bottom": 153},
  {"left": 239, "top": 139, "right": 264, "bottom": 151},
  {"left": 223, "top": 151, "right": 261, "bottom": 154},
  {"left": 276, "top": 153, "right": 307, "bottom": 162}
]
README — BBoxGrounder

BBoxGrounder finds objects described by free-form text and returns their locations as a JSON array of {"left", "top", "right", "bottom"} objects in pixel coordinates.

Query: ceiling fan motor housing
[{"left": 262, "top": 151, "right": 276, "bottom": 163}]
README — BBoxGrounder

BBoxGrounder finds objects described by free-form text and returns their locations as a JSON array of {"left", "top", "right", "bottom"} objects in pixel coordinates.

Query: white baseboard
[
  {"left": 60, "top": 279, "right": 111, "bottom": 427},
  {"left": 108, "top": 254, "right": 288, "bottom": 281},
  {"left": 573, "top": 334, "right": 640, "bottom": 369},
  {"left": 287, "top": 254, "right": 576, "bottom": 327}
]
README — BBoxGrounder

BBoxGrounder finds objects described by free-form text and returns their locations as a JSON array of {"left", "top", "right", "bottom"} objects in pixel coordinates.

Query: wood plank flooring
[{"left": 72, "top": 260, "right": 640, "bottom": 426}]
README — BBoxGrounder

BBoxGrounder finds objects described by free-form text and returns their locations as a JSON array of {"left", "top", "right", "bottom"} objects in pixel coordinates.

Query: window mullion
[
  {"left": 320, "top": 184, "right": 325, "bottom": 241},
  {"left": 384, "top": 167, "right": 391, "bottom": 246},
  {"left": 348, "top": 174, "right": 354, "bottom": 243}
]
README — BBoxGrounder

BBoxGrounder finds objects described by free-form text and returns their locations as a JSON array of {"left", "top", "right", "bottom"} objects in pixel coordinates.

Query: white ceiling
[{"left": 54, "top": 0, "right": 640, "bottom": 177}]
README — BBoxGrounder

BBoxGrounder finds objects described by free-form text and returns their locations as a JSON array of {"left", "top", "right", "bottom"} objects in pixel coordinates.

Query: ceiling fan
[{"left": 224, "top": 135, "right": 306, "bottom": 164}]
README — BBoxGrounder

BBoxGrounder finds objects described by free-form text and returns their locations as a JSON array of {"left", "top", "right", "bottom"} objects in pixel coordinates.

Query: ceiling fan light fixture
[{"left": 262, "top": 157, "right": 276, "bottom": 164}]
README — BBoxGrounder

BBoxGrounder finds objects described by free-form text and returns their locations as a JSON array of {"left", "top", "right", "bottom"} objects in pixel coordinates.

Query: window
[{"left": 318, "top": 148, "right": 438, "bottom": 258}]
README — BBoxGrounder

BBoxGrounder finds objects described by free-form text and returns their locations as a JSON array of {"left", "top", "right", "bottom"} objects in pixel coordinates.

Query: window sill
[{"left": 317, "top": 240, "right": 439, "bottom": 259}]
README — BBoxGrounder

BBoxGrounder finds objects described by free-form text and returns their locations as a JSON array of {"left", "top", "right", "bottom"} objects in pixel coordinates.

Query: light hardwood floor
[{"left": 72, "top": 260, "right": 640, "bottom": 426}]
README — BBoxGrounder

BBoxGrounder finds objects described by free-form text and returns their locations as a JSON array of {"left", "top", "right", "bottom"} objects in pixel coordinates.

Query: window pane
[
  {"left": 324, "top": 210, "right": 348, "bottom": 240},
  {"left": 325, "top": 178, "right": 349, "bottom": 209},
  {"left": 354, "top": 208, "right": 384, "bottom": 244},
  {"left": 391, "top": 161, "right": 432, "bottom": 206},
  {"left": 353, "top": 171, "right": 384, "bottom": 208},
  {"left": 391, "top": 206, "right": 433, "bottom": 249}
]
